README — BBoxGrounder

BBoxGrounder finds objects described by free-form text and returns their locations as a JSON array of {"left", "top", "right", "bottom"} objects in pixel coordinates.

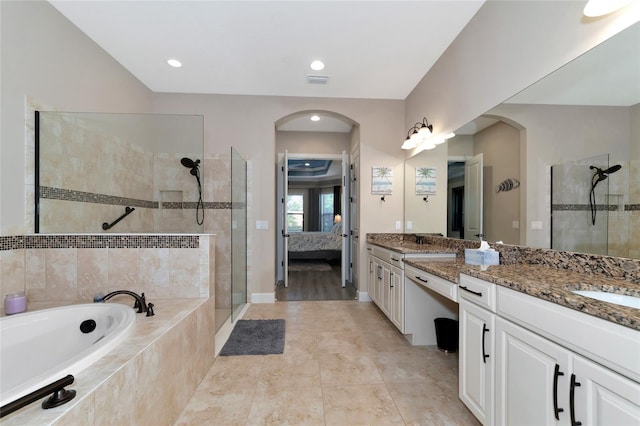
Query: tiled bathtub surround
[
  {"left": 1, "top": 298, "right": 216, "bottom": 425},
  {"left": 0, "top": 234, "right": 214, "bottom": 315},
  {"left": 366, "top": 233, "right": 640, "bottom": 283}
]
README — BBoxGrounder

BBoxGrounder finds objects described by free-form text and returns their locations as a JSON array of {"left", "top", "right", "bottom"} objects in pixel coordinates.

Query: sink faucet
[
  {"left": 99, "top": 290, "right": 154, "bottom": 316},
  {"left": 415, "top": 234, "right": 425, "bottom": 245}
]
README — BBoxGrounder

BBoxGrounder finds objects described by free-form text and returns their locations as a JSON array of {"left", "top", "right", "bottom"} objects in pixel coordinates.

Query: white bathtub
[{"left": 0, "top": 303, "right": 136, "bottom": 407}]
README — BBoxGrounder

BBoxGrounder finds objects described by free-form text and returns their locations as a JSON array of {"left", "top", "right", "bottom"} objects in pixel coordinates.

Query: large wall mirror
[
  {"left": 36, "top": 112, "right": 204, "bottom": 233},
  {"left": 405, "top": 21, "right": 639, "bottom": 259}
]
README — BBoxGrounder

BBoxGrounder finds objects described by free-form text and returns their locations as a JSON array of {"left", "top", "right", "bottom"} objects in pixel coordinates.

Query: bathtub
[{"left": 0, "top": 303, "right": 136, "bottom": 407}]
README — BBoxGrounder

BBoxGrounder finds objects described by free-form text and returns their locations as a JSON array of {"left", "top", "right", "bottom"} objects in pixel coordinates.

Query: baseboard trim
[
  {"left": 357, "top": 291, "right": 371, "bottom": 302},
  {"left": 251, "top": 292, "right": 275, "bottom": 303}
]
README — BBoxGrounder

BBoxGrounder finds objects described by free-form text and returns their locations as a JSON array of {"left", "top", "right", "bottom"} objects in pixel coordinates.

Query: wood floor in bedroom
[{"left": 276, "top": 260, "right": 357, "bottom": 301}]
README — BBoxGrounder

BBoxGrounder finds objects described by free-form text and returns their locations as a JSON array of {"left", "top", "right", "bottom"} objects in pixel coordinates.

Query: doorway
[{"left": 276, "top": 151, "right": 356, "bottom": 301}]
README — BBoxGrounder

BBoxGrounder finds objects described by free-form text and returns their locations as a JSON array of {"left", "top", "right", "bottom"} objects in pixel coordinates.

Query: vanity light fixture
[
  {"left": 402, "top": 118, "right": 456, "bottom": 150},
  {"left": 310, "top": 60, "right": 325, "bottom": 71},
  {"left": 583, "top": 0, "right": 632, "bottom": 17},
  {"left": 167, "top": 58, "right": 182, "bottom": 68},
  {"left": 310, "top": 115, "right": 320, "bottom": 122}
]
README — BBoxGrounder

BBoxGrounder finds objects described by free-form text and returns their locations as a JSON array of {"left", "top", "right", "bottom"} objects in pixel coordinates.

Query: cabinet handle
[
  {"left": 569, "top": 374, "right": 582, "bottom": 426},
  {"left": 414, "top": 275, "right": 429, "bottom": 283},
  {"left": 369, "top": 261, "right": 373, "bottom": 273},
  {"left": 390, "top": 257, "right": 400, "bottom": 262},
  {"left": 482, "top": 323, "right": 490, "bottom": 363},
  {"left": 390, "top": 272, "right": 394, "bottom": 287},
  {"left": 377, "top": 266, "right": 382, "bottom": 280},
  {"left": 460, "top": 285, "right": 483, "bottom": 297},
  {"left": 553, "top": 364, "right": 565, "bottom": 420}
]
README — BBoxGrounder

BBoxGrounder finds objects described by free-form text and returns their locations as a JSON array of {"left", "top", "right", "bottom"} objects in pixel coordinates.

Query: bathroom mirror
[
  {"left": 405, "top": 21, "right": 640, "bottom": 259},
  {"left": 36, "top": 112, "right": 204, "bottom": 233}
]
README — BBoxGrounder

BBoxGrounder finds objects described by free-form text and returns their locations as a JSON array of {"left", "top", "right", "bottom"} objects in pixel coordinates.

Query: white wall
[
  {"left": 276, "top": 131, "right": 350, "bottom": 155},
  {"left": 0, "top": 1, "right": 152, "bottom": 235},
  {"left": 405, "top": 0, "right": 640, "bottom": 248}
]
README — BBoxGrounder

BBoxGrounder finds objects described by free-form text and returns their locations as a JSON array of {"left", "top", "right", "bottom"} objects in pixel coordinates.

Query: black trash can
[{"left": 434, "top": 318, "right": 458, "bottom": 353}]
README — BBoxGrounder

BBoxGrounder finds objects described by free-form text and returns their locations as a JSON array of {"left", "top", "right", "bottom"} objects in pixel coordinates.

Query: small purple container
[{"left": 4, "top": 292, "right": 27, "bottom": 315}]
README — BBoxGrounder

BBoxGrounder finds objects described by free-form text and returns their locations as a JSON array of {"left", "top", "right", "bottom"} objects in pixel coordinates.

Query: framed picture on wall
[
  {"left": 371, "top": 166, "right": 393, "bottom": 194},
  {"left": 416, "top": 167, "right": 436, "bottom": 195}
]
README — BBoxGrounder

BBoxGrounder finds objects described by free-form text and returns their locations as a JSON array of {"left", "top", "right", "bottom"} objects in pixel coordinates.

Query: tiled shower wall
[
  {"left": 0, "top": 234, "right": 215, "bottom": 315},
  {"left": 552, "top": 159, "right": 639, "bottom": 258}
]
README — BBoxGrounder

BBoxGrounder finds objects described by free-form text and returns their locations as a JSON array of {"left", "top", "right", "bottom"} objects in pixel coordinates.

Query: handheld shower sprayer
[
  {"left": 180, "top": 157, "right": 204, "bottom": 225},
  {"left": 588, "top": 163, "right": 622, "bottom": 226}
]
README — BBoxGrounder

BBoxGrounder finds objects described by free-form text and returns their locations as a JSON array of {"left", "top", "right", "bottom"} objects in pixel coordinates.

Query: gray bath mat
[{"left": 219, "top": 319, "right": 286, "bottom": 356}]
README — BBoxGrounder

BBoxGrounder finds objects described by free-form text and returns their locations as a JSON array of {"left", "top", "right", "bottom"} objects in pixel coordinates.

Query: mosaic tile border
[
  {"left": 1, "top": 235, "right": 200, "bottom": 250},
  {"left": 40, "top": 186, "right": 232, "bottom": 210},
  {"left": 552, "top": 204, "right": 618, "bottom": 211},
  {"left": 552, "top": 204, "right": 640, "bottom": 212}
]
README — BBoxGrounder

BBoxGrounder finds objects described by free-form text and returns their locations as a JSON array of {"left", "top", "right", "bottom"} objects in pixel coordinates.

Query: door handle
[
  {"left": 553, "top": 364, "right": 565, "bottom": 420},
  {"left": 459, "top": 285, "right": 482, "bottom": 297},
  {"left": 482, "top": 323, "right": 490, "bottom": 363},
  {"left": 569, "top": 374, "right": 582, "bottom": 426},
  {"left": 474, "top": 233, "right": 484, "bottom": 238}
]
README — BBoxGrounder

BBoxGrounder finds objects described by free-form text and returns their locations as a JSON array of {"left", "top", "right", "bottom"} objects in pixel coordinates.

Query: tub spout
[{"left": 101, "top": 291, "right": 147, "bottom": 314}]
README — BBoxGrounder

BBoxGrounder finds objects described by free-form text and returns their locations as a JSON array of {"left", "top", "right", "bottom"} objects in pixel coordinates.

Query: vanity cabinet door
[
  {"left": 459, "top": 299, "right": 495, "bottom": 426},
  {"left": 380, "top": 262, "right": 391, "bottom": 317},
  {"left": 495, "top": 317, "right": 571, "bottom": 426},
  {"left": 389, "top": 265, "right": 404, "bottom": 332},
  {"left": 367, "top": 254, "right": 377, "bottom": 304},
  {"left": 571, "top": 355, "right": 640, "bottom": 425}
]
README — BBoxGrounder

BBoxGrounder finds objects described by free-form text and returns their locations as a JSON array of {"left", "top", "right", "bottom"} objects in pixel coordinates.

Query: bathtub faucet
[{"left": 99, "top": 291, "right": 153, "bottom": 316}]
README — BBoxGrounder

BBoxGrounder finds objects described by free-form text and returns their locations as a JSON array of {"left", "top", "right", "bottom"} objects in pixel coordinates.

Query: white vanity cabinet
[
  {"left": 367, "top": 246, "right": 403, "bottom": 331},
  {"left": 458, "top": 274, "right": 496, "bottom": 426},
  {"left": 495, "top": 316, "right": 571, "bottom": 425},
  {"left": 459, "top": 274, "right": 640, "bottom": 426},
  {"left": 366, "top": 244, "right": 455, "bottom": 335}
]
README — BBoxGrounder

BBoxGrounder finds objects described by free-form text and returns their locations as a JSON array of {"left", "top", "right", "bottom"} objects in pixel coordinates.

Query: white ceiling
[{"left": 49, "top": 0, "right": 485, "bottom": 100}]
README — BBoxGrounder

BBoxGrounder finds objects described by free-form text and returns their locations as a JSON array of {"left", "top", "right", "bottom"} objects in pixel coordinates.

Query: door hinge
[{"left": 281, "top": 261, "right": 284, "bottom": 267}]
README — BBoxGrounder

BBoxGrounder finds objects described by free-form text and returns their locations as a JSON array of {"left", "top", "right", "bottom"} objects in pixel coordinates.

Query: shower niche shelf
[{"left": 160, "top": 190, "right": 184, "bottom": 218}]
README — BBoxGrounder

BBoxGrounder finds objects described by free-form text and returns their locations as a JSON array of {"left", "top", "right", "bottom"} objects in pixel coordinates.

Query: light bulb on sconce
[
  {"left": 402, "top": 117, "right": 455, "bottom": 150},
  {"left": 334, "top": 214, "right": 342, "bottom": 223}
]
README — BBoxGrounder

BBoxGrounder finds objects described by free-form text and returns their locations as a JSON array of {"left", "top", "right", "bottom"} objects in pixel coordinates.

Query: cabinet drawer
[
  {"left": 459, "top": 274, "right": 496, "bottom": 312},
  {"left": 405, "top": 265, "right": 457, "bottom": 302},
  {"left": 373, "top": 246, "right": 403, "bottom": 268}
]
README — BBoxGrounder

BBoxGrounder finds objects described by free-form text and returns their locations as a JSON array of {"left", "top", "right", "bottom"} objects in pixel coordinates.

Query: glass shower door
[
  {"left": 551, "top": 154, "right": 609, "bottom": 255},
  {"left": 231, "top": 148, "right": 247, "bottom": 321}
]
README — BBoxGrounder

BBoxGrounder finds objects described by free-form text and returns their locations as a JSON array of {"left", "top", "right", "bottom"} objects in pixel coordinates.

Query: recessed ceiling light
[
  {"left": 305, "top": 162, "right": 311, "bottom": 167},
  {"left": 310, "top": 60, "right": 325, "bottom": 71},
  {"left": 310, "top": 115, "right": 320, "bottom": 122},
  {"left": 167, "top": 58, "right": 182, "bottom": 68}
]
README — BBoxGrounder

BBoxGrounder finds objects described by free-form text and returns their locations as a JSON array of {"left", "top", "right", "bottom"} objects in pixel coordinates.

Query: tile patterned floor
[{"left": 175, "top": 301, "right": 479, "bottom": 425}]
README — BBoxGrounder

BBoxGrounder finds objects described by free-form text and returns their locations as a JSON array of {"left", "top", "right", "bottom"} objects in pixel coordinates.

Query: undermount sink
[{"left": 572, "top": 290, "right": 640, "bottom": 309}]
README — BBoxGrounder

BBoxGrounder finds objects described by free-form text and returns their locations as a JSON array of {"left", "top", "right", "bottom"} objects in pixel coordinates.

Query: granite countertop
[
  {"left": 404, "top": 259, "right": 640, "bottom": 331},
  {"left": 367, "top": 239, "right": 457, "bottom": 255}
]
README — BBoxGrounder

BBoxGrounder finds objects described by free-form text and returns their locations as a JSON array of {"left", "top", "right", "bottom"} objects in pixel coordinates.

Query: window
[
  {"left": 320, "top": 192, "right": 335, "bottom": 232},
  {"left": 287, "top": 194, "right": 304, "bottom": 232}
]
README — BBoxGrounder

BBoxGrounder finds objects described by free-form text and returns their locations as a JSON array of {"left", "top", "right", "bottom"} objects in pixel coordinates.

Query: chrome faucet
[{"left": 99, "top": 290, "right": 154, "bottom": 316}]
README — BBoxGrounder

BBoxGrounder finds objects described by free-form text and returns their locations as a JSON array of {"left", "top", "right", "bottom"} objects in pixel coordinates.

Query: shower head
[
  {"left": 590, "top": 164, "right": 622, "bottom": 184},
  {"left": 181, "top": 157, "right": 200, "bottom": 169}
]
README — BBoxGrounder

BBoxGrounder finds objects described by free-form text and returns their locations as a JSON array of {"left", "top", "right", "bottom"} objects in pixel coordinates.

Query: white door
[
  {"left": 465, "top": 153, "right": 484, "bottom": 241},
  {"left": 283, "top": 150, "right": 289, "bottom": 287},
  {"left": 340, "top": 150, "right": 349, "bottom": 287},
  {"left": 495, "top": 317, "right": 571, "bottom": 426},
  {"left": 572, "top": 355, "right": 640, "bottom": 426},
  {"left": 459, "top": 299, "right": 495, "bottom": 426},
  {"left": 350, "top": 149, "right": 360, "bottom": 291}
]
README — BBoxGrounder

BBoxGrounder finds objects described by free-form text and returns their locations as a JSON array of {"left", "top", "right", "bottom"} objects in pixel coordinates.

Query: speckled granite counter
[
  {"left": 366, "top": 239, "right": 457, "bottom": 255},
  {"left": 405, "top": 259, "right": 640, "bottom": 331}
]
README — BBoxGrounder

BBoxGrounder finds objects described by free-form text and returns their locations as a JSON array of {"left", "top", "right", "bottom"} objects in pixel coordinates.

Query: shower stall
[{"left": 551, "top": 154, "right": 634, "bottom": 257}]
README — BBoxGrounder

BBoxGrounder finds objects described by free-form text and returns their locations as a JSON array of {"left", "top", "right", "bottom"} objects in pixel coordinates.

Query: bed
[{"left": 287, "top": 224, "right": 343, "bottom": 260}]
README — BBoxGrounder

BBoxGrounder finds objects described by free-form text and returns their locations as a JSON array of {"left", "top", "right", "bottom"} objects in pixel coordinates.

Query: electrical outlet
[
  {"left": 256, "top": 220, "right": 268, "bottom": 230},
  {"left": 512, "top": 221, "right": 519, "bottom": 229},
  {"left": 406, "top": 221, "right": 413, "bottom": 230},
  {"left": 395, "top": 221, "right": 402, "bottom": 230},
  {"left": 531, "top": 221, "right": 543, "bottom": 230}
]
